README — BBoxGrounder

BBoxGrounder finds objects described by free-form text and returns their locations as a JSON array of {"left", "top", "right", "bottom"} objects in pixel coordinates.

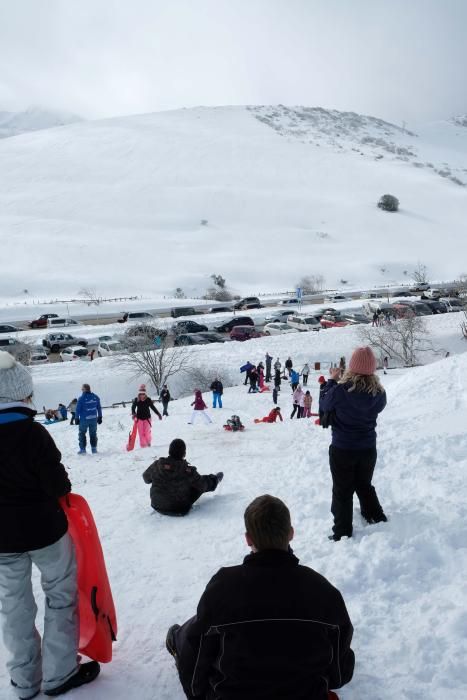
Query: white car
[
  {"left": 60, "top": 346, "right": 89, "bottom": 362},
  {"left": 264, "top": 310, "right": 294, "bottom": 324},
  {"left": 324, "top": 294, "right": 351, "bottom": 303},
  {"left": 263, "top": 322, "right": 299, "bottom": 336},
  {"left": 30, "top": 352, "right": 49, "bottom": 365},
  {"left": 98, "top": 340, "right": 125, "bottom": 356},
  {"left": 287, "top": 314, "right": 321, "bottom": 332}
]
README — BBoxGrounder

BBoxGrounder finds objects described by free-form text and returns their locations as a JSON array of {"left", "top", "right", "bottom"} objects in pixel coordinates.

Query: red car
[
  {"left": 320, "top": 314, "right": 350, "bottom": 329},
  {"left": 230, "top": 326, "right": 263, "bottom": 341},
  {"left": 29, "top": 313, "right": 59, "bottom": 329}
]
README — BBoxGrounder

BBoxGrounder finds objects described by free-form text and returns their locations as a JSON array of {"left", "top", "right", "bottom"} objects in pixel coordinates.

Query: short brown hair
[{"left": 244, "top": 495, "right": 292, "bottom": 551}]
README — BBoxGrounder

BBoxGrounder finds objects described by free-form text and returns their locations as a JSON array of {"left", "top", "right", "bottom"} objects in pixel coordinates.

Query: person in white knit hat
[{"left": 0, "top": 353, "right": 100, "bottom": 698}]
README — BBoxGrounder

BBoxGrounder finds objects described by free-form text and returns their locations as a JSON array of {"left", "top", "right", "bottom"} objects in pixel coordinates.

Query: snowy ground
[{"left": 1, "top": 315, "right": 467, "bottom": 699}]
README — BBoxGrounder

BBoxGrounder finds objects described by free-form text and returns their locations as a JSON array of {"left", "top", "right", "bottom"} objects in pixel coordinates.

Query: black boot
[{"left": 44, "top": 662, "right": 100, "bottom": 696}]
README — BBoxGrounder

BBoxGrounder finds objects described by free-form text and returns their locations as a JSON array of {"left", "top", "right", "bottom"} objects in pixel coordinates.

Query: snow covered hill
[
  {"left": 0, "top": 106, "right": 81, "bottom": 139},
  {"left": 2, "top": 351, "right": 465, "bottom": 699},
  {"left": 0, "top": 104, "right": 466, "bottom": 300}
]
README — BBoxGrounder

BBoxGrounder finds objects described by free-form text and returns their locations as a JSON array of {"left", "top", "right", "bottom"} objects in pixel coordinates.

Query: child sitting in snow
[{"left": 224, "top": 415, "right": 244, "bottom": 432}]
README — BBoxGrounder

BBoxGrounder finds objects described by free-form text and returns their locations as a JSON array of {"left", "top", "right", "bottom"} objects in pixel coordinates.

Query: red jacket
[
  {"left": 192, "top": 392, "right": 207, "bottom": 410},
  {"left": 267, "top": 409, "right": 283, "bottom": 423}
]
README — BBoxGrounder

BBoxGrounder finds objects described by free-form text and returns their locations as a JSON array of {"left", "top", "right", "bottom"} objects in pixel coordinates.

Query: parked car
[
  {"left": 390, "top": 304, "right": 416, "bottom": 319},
  {"left": 397, "top": 301, "right": 433, "bottom": 316},
  {"left": 391, "top": 289, "right": 413, "bottom": 298},
  {"left": 421, "top": 300, "right": 448, "bottom": 314},
  {"left": 60, "top": 346, "right": 89, "bottom": 362},
  {"left": 233, "top": 297, "right": 262, "bottom": 310},
  {"left": 30, "top": 351, "right": 49, "bottom": 365},
  {"left": 263, "top": 322, "right": 299, "bottom": 336},
  {"left": 171, "top": 307, "right": 197, "bottom": 318},
  {"left": 440, "top": 298, "right": 464, "bottom": 312},
  {"left": 174, "top": 333, "right": 209, "bottom": 347},
  {"left": 230, "top": 326, "right": 263, "bottom": 341},
  {"left": 43, "top": 333, "right": 88, "bottom": 353},
  {"left": 197, "top": 332, "right": 230, "bottom": 344},
  {"left": 280, "top": 298, "right": 299, "bottom": 305},
  {"left": 209, "top": 305, "right": 233, "bottom": 314},
  {"left": 32, "top": 343, "right": 50, "bottom": 355},
  {"left": 264, "top": 310, "right": 295, "bottom": 323},
  {"left": 120, "top": 311, "right": 155, "bottom": 323},
  {"left": 286, "top": 315, "right": 321, "bottom": 332},
  {"left": 47, "top": 317, "right": 80, "bottom": 329},
  {"left": 97, "top": 340, "right": 125, "bottom": 356},
  {"left": 172, "top": 321, "right": 208, "bottom": 335},
  {"left": 324, "top": 294, "right": 351, "bottom": 303},
  {"left": 0, "top": 324, "right": 21, "bottom": 334},
  {"left": 98, "top": 335, "right": 115, "bottom": 342},
  {"left": 421, "top": 288, "right": 442, "bottom": 300},
  {"left": 29, "top": 313, "right": 59, "bottom": 329},
  {"left": 343, "top": 313, "right": 370, "bottom": 325},
  {"left": 125, "top": 325, "right": 167, "bottom": 340},
  {"left": 314, "top": 308, "right": 342, "bottom": 320},
  {"left": 0, "top": 338, "right": 31, "bottom": 364},
  {"left": 320, "top": 314, "right": 351, "bottom": 329},
  {"left": 409, "top": 283, "right": 430, "bottom": 292},
  {"left": 215, "top": 316, "right": 254, "bottom": 333}
]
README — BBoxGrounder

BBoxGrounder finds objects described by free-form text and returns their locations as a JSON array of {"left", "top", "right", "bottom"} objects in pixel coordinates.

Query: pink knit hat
[
  {"left": 138, "top": 384, "right": 147, "bottom": 394},
  {"left": 349, "top": 347, "right": 377, "bottom": 376}
]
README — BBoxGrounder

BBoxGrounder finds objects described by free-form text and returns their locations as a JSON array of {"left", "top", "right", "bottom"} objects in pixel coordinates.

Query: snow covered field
[
  {"left": 0, "top": 105, "right": 466, "bottom": 300},
  {"left": 1, "top": 318, "right": 467, "bottom": 699}
]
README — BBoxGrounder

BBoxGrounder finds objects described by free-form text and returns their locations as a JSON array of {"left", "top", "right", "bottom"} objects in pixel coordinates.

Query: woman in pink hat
[
  {"left": 319, "top": 346, "right": 387, "bottom": 541},
  {"left": 131, "top": 384, "right": 162, "bottom": 448}
]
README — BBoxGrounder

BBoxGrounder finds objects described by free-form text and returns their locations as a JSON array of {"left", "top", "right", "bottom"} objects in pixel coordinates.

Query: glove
[
  {"left": 97, "top": 417, "right": 102, "bottom": 425},
  {"left": 216, "top": 472, "right": 224, "bottom": 483}
]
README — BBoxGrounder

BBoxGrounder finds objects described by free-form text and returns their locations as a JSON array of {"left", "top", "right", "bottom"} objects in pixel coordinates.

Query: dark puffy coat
[
  {"left": 160, "top": 389, "right": 171, "bottom": 404},
  {"left": 210, "top": 380, "right": 223, "bottom": 395},
  {"left": 0, "top": 407, "right": 71, "bottom": 553},
  {"left": 319, "top": 379, "right": 387, "bottom": 449},
  {"left": 285, "top": 358, "right": 293, "bottom": 370},
  {"left": 131, "top": 396, "right": 162, "bottom": 420},
  {"left": 175, "top": 548, "right": 354, "bottom": 700},
  {"left": 142, "top": 457, "right": 218, "bottom": 515}
]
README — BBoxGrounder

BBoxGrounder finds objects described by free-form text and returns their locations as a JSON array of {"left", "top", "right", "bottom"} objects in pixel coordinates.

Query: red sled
[
  {"left": 60, "top": 494, "right": 117, "bottom": 663},
  {"left": 126, "top": 420, "right": 138, "bottom": 452},
  {"left": 259, "top": 385, "right": 270, "bottom": 393},
  {"left": 223, "top": 425, "right": 245, "bottom": 432}
]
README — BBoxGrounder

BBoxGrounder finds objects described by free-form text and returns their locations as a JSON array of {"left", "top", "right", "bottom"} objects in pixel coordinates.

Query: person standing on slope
[
  {"left": 189, "top": 390, "right": 212, "bottom": 425},
  {"left": 320, "top": 347, "right": 387, "bottom": 542},
  {"left": 265, "top": 353, "right": 273, "bottom": 383},
  {"left": 290, "top": 369, "right": 300, "bottom": 392},
  {"left": 274, "top": 358, "right": 281, "bottom": 374},
  {"left": 301, "top": 363, "right": 310, "bottom": 386},
  {"left": 248, "top": 367, "right": 259, "bottom": 394},
  {"left": 285, "top": 357, "right": 293, "bottom": 377},
  {"left": 210, "top": 378, "right": 224, "bottom": 409},
  {"left": 291, "top": 385, "right": 304, "bottom": 419},
  {"left": 76, "top": 384, "right": 102, "bottom": 455},
  {"left": 67, "top": 398, "right": 78, "bottom": 425},
  {"left": 160, "top": 385, "right": 171, "bottom": 417},
  {"left": 0, "top": 353, "right": 100, "bottom": 698},
  {"left": 303, "top": 390, "right": 313, "bottom": 418},
  {"left": 131, "top": 384, "right": 162, "bottom": 448}
]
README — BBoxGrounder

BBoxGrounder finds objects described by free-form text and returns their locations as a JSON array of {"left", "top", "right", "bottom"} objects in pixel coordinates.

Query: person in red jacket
[
  {"left": 254, "top": 407, "right": 283, "bottom": 424},
  {"left": 188, "top": 390, "right": 212, "bottom": 425}
]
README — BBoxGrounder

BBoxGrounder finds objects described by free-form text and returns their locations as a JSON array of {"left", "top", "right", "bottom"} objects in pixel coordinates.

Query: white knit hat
[{"left": 0, "top": 352, "right": 34, "bottom": 403}]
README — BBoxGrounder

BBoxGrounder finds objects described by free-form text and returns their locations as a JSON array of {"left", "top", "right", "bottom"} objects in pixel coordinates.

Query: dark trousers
[
  {"left": 329, "top": 445, "right": 384, "bottom": 537},
  {"left": 265, "top": 366, "right": 272, "bottom": 382},
  {"left": 162, "top": 402, "right": 169, "bottom": 416},
  {"left": 291, "top": 382, "right": 298, "bottom": 391},
  {"left": 302, "top": 374, "right": 308, "bottom": 386},
  {"left": 69, "top": 412, "right": 76, "bottom": 425},
  {"left": 290, "top": 404, "right": 303, "bottom": 419}
]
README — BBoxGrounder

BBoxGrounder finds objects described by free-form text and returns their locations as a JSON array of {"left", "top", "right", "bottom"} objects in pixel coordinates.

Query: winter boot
[
  {"left": 10, "top": 680, "right": 40, "bottom": 700},
  {"left": 77, "top": 449, "right": 86, "bottom": 455},
  {"left": 91, "top": 447, "right": 98, "bottom": 454},
  {"left": 44, "top": 662, "right": 100, "bottom": 696}
]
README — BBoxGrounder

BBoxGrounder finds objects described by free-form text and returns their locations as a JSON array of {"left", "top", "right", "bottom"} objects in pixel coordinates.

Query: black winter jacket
[
  {"left": 142, "top": 456, "right": 218, "bottom": 515},
  {"left": 175, "top": 548, "right": 354, "bottom": 699},
  {"left": 160, "top": 389, "right": 171, "bottom": 405},
  {"left": 0, "top": 406, "right": 71, "bottom": 553},
  {"left": 131, "top": 396, "right": 162, "bottom": 421},
  {"left": 210, "top": 381, "right": 223, "bottom": 395}
]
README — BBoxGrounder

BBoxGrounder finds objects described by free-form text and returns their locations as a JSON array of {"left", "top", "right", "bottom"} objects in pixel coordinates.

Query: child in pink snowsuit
[
  {"left": 131, "top": 384, "right": 162, "bottom": 447},
  {"left": 303, "top": 391, "right": 313, "bottom": 418},
  {"left": 188, "top": 390, "right": 212, "bottom": 425}
]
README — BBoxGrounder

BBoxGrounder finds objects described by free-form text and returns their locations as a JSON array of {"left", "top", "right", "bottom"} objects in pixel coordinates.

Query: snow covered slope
[
  {"left": 1, "top": 352, "right": 465, "bottom": 699},
  {"left": 0, "top": 105, "right": 466, "bottom": 299},
  {"left": 0, "top": 107, "right": 81, "bottom": 139}
]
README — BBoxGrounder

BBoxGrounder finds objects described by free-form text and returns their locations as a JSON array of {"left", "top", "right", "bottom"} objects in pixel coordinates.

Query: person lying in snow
[
  {"left": 142, "top": 439, "right": 223, "bottom": 516},
  {"left": 254, "top": 407, "right": 283, "bottom": 423},
  {"left": 166, "top": 494, "right": 354, "bottom": 700}
]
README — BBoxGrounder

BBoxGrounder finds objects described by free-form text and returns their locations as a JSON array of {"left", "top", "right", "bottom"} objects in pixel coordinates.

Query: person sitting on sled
[
  {"left": 255, "top": 407, "right": 283, "bottom": 423},
  {"left": 166, "top": 494, "right": 354, "bottom": 700},
  {"left": 131, "top": 384, "right": 162, "bottom": 448},
  {"left": 142, "top": 439, "right": 223, "bottom": 516},
  {"left": 224, "top": 415, "right": 244, "bottom": 432}
]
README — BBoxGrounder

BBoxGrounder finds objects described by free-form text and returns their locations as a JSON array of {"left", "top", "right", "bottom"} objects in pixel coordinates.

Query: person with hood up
[
  {"left": 131, "top": 384, "right": 162, "bottom": 448},
  {"left": 0, "top": 353, "right": 100, "bottom": 698},
  {"left": 143, "top": 439, "right": 223, "bottom": 516},
  {"left": 319, "top": 347, "right": 388, "bottom": 541},
  {"left": 301, "top": 363, "right": 310, "bottom": 386},
  {"left": 291, "top": 385, "right": 305, "bottom": 419},
  {"left": 188, "top": 390, "right": 212, "bottom": 425}
]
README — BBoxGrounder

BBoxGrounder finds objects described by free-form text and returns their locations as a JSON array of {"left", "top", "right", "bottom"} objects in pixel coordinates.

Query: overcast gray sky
[{"left": 1, "top": 0, "right": 466, "bottom": 126}]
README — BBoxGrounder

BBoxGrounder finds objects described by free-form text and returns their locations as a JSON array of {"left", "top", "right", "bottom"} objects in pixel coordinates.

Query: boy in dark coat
[
  {"left": 166, "top": 495, "right": 354, "bottom": 700},
  {"left": 160, "top": 385, "right": 171, "bottom": 417},
  {"left": 142, "top": 439, "right": 223, "bottom": 516}
]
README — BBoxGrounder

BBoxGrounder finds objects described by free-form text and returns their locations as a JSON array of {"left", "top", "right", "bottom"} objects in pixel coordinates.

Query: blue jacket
[
  {"left": 290, "top": 370, "right": 300, "bottom": 385},
  {"left": 319, "top": 379, "right": 386, "bottom": 450},
  {"left": 240, "top": 362, "right": 254, "bottom": 374},
  {"left": 76, "top": 392, "right": 102, "bottom": 422}
]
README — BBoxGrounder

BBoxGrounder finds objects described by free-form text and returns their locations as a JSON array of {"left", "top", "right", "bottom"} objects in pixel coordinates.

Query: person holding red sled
[
  {"left": 0, "top": 353, "right": 100, "bottom": 699},
  {"left": 131, "top": 384, "right": 162, "bottom": 448},
  {"left": 254, "top": 406, "right": 283, "bottom": 423}
]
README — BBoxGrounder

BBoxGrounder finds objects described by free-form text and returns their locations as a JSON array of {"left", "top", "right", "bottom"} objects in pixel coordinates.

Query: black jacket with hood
[{"left": 143, "top": 456, "right": 218, "bottom": 515}]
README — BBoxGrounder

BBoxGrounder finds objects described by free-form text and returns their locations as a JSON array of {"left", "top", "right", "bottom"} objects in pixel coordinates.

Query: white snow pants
[
  {"left": 0, "top": 533, "right": 79, "bottom": 698},
  {"left": 189, "top": 410, "right": 212, "bottom": 424}
]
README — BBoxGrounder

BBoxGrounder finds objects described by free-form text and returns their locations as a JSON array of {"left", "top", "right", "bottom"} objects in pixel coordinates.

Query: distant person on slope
[
  {"left": 291, "top": 385, "right": 304, "bottom": 419},
  {"left": 166, "top": 495, "right": 354, "bottom": 700},
  {"left": 131, "top": 384, "right": 162, "bottom": 448},
  {"left": 240, "top": 361, "right": 255, "bottom": 386},
  {"left": 0, "top": 353, "right": 100, "bottom": 698},
  {"left": 290, "top": 369, "right": 300, "bottom": 391},
  {"left": 320, "top": 347, "right": 388, "bottom": 542},
  {"left": 301, "top": 362, "right": 310, "bottom": 386},
  {"left": 188, "top": 390, "right": 212, "bottom": 425},
  {"left": 67, "top": 398, "right": 78, "bottom": 425},
  {"left": 210, "top": 378, "right": 224, "bottom": 409},
  {"left": 303, "top": 390, "right": 313, "bottom": 417},
  {"left": 142, "top": 439, "right": 223, "bottom": 516},
  {"left": 248, "top": 367, "right": 259, "bottom": 394},
  {"left": 285, "top": 356, "right": 293, "bottom": 377},
  {"left": 160, "top": 385, "right": 171, "bottom": 417},
  {"left": 274, "top": 368, "right": 281, "bottom": 392},
  {"left": 265, "top": 352, "right": 273, "bottom": 383},
  {"left": 75, "top": 384, "right": 102, "bottom": 455}
]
